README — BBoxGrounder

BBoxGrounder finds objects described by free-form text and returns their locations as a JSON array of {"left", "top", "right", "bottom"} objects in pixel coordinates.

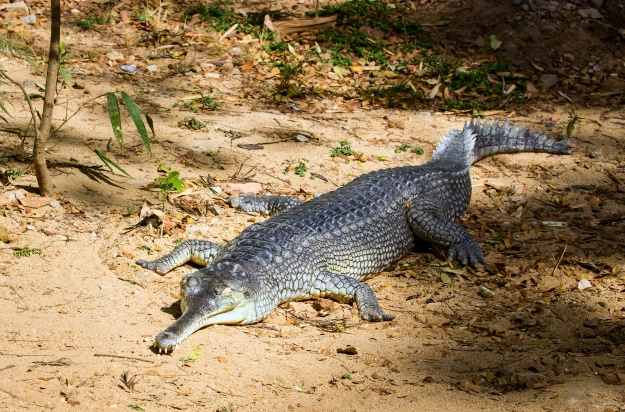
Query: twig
[
  {"left": 0, "top": 364, "right": 16, "bottom": 372},
  {"left": 1, "top": 70, "right": 38, "bottom": 141},
  {"left": 93, "top": 353, "right": 154, "bottom": 363},
  {"left": 551, "top": 245, "right": 567, "bottom": 276}
]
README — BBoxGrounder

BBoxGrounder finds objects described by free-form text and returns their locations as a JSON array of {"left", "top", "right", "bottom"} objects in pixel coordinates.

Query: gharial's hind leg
[
  {"left": 406, "top": 205, "right": 486, "bottom": 268},
  {"left": 228, "top": 194, "right": 305, "bottom": 215},
  {"left": 136, "top": 239, "right": 222, "bottom": 275}
]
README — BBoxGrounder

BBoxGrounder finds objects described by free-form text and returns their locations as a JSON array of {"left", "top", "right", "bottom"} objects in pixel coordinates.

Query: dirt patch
[{"left": 0, "top": 0, "right": 625, "bottom": 410}]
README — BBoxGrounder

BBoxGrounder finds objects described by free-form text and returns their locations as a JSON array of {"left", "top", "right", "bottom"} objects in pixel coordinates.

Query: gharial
[{"left": 136, "top": 119, "right": 571, "bottom": 352}]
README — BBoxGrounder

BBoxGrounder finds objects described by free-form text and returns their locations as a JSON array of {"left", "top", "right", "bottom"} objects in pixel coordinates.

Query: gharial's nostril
[{"left": 185, "top": 277, "right": 199, "bottom": 288}]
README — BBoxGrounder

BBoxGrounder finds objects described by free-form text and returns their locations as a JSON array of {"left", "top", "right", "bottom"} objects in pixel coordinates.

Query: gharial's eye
[{"left": 186, "top": 277, "right": 199, "bottom": 288}]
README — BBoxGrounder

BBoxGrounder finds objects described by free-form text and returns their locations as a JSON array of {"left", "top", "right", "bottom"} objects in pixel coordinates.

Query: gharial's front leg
[
  {"left": 136, "top": 239, "right": 222, "bottom": 275},
  {"left": 312, "top": 271, "right": 395, "bottom": 321},
  {"left": 407, "top": 206, "right": 486, "bottom": 268}
]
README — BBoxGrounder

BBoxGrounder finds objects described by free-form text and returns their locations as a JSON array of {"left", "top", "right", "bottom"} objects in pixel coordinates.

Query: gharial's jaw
[{"left": 154, "top": 299, "right": 255, "bottom": 353}]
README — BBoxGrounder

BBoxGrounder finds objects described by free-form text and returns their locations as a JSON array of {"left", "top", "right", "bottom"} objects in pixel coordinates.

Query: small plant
[
  {"left": 156, "top": 171, "right": 185, "bottom": 194},
  {"left": 412, "top": 146, "right": 424, "bottom": 155},
  {"left": 76, "top": 13, "right": 111, "bottom": 29},
  {"left": 378, "top": 155, "right": 388, "bottom": 161},
  {"left": 13, "top": 248, "right": 42, "bottom": 258},
  {"left": 127, "top": 405, "right": 144, "bottom": 412},
  {"left": 331, "top": 141, "right": 354, "bottom": 157},
  {"left": 566, "top": 109, "right": 601, "bottom": 137},
  {"left": 294, "top": 161, "right": 308, "bottom": 177},
  {"left": 5, "top": 167, "right": 25, "bottom": 179},
  {"left": 284, "top": 160, "right": 308, "bottom": 177},
  {"left": 184, "top": 0, "right": 239, "bottom": 32},
  {"left": 58, "top": 42, "right": 72, "bottom": 82},
  {"left": 275, "top": 54, "right": 303, "bottom": 98},
  {"left": 441, "top": 99, "right": 480, "bottom": 112},
  {"left": 395, "top": 143, "right": 412, "bottom": 153},
  {"left": 182, "top": 91, "right": 219, "bottom": 112},
  {"left": 177, "top": 116, "right": 205, "bottom": 130}
]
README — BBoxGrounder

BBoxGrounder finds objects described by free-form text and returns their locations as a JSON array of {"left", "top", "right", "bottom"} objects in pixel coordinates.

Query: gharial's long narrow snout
[{"left": 154, "top": 271, "right": 255, "bottom": 353}]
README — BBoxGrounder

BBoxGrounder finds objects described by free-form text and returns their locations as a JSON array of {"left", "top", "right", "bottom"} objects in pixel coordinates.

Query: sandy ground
[{"left": 1, "top": 0, "right": 625, "bottom": 410}]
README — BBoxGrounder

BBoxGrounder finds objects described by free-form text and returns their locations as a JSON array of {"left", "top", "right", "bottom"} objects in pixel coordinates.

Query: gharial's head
[{"left": 154, "top": 262, "right": 255, "bottom": 353}]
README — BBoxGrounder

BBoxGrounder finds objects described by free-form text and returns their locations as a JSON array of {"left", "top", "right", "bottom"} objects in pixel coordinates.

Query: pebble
[
  {"left": 136, "top": 272, "right": 147, "bottom": 279},
  {"left": 205, "top": 73, "right": 220, "bottom": 79},
  {"left": 544, "top": 121, "right": 557, "bottom": 128},
  {"left": 563, "top": 53, "right": 575, "bottom": 62},
  {"left": 21, "top": 15, "right": 36, "bottom": 24},
  {"left": 540, "top": 74, "right": 559, "bottom": 89},
  {"left": 478, "top": 286, "right": 495, "bottom": 298},
  {"left": 146, "top": 64, "right": 157, "bottom": 73},
  {"left": 231, "top": 68, "right": 241, "bottom": 75},
  {"left": 121, "top": 65, "right": 137, "bottom": 75},
  {"left": 578, "top": 279, "right": 592, "bottom": 291},
  {"left": 296, "top": 134, "right": 309, "bottom": 142},
  {"left": 578, "top": 8, "right": 603, "bottom": 18}
]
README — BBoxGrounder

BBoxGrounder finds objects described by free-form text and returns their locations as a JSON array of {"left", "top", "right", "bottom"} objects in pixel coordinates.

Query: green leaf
[
  {"left": 566, "top": 119, "right": 575, "bottom": 137},
  {"left": 440, "top": 272, "right": 451, "bottom": 283},
  {"left": 93, "top": 149, "right": 131, "bottom": 176},
  {"left": 188, "top": 345, "right": 201, "bottom": 360},
  {"left": 489, "top": 35, "right": 502, "bottom": 50},
  {"left": 167, "top": 171, "right": 185, "bottom": 192},
  {"left": 157, "top": 164, "right": 171, "bottom": 173},
  {"left": 120, "top": 92, "right": 152, "bottom": 155},
  {"left": 59, "top": 67, "right": 72, "bottom": 81},
  {"left": 106, "top": 92, "right": 123, "bottom": 149}
]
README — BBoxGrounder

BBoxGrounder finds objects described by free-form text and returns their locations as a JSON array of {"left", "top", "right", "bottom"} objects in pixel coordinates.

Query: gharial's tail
[{"left": 467, "top": 119, "right": 571, "bottom": 165}]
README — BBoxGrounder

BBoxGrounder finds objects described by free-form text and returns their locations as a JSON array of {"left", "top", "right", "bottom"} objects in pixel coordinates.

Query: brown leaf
[
  {"left": 240, "top": 61, "right": 254, "bottom": 70},
  {"left": 224, "top": 182, "right": 263, "bottom": 196},
  {"left": 18, "top": 196, "right": 53, "bottom": 209}
]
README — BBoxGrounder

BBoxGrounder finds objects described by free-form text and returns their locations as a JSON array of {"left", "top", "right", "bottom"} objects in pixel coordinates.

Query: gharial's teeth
[
  {"left": 164, "top": 347, "right": 168, "bottom": 354},
  {"left": 159, "top": 347, "right": 162, "bottom": 354},
  {"left": 175, "top": 344, "right": 179, "bottom": 350}
]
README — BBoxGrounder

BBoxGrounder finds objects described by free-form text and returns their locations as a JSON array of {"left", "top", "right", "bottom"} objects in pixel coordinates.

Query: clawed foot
[
  {"left": 360, "top": 308, "right": 395, "bottom": 322},
  {"left": 136, "top": 259, "right": 167, "bottom": 275},
  {"left": 447, "top": 237, "right": 486, "bottom": 268}
]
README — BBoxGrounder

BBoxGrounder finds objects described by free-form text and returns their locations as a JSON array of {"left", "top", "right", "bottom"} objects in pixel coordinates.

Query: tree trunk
[{"left": 34, "top": 0, "right": 61, "bottom": 196}]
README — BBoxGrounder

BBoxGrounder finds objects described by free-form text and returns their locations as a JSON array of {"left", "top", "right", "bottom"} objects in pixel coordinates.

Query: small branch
[
  {"left": 1, "top": 70, "right": 39, "bottom": 140},
  {"left": 551, "top": 245, "right": 567, "bottom": 276},
  {"left": 93, "top": 353, "right": 153, "bottom": 363}
]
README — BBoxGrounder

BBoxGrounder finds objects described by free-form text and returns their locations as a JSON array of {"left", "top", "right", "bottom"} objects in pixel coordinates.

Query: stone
[
  {"left": 578, "top": 8, "right": 603, "bottom": 19},
  {"left": 540, "top": 74, "right": 559, "bottom": 89},
  {"left": 563, "top": 53, "right": 575, "bottom": 62}
]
